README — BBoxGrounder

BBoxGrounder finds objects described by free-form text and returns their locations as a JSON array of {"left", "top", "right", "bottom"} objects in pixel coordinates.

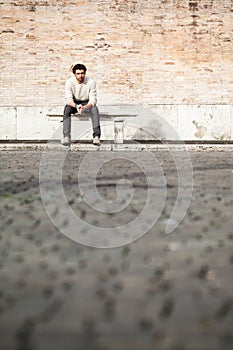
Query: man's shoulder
[
  {"left": 85, "top": 76, "right": 96, "bottom": 84},
  {"left": 66, "top": 76, "right": 76, "bottom": 84}
]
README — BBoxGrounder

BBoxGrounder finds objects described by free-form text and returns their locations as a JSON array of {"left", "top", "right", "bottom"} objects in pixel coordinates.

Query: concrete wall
[{"left": 0, "top": 105, "right": 232, "bottom": 141}]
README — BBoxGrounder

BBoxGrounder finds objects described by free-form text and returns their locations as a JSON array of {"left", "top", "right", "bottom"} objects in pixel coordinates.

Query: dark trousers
[{"left": 63, "top": 100, "right": 101, "bottom": 138}]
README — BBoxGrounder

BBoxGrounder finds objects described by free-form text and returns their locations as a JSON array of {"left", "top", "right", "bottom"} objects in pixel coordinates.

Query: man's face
[{"left": 74, "top": 69, "right": 86, "bottom": 84}]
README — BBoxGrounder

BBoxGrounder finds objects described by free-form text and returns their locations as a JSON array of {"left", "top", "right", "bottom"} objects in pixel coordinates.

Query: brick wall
[{"left": 0, "top": 0, "right": 233, "bottom": 107}]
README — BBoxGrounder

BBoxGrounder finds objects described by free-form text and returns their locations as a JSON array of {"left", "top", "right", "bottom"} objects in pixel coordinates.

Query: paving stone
[{"left": 0, "top": 148, "right": 233, "bottom": 350}]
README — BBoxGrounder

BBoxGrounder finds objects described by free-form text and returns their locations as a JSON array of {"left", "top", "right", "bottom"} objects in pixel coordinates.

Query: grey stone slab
[
  {"left": 17, "top": 107, "right": 52, "bottom": 140},
  {"left": 178, "top": 105, "right": 231, "bottom": 141},
  {"left": 0, "top": 107, "right": 17, "bottom": 140}
]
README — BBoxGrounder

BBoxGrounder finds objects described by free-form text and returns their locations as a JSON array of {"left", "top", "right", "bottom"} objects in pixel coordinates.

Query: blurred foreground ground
[{"left": 0, "top": 146, "right": 233, "bottom": 350}]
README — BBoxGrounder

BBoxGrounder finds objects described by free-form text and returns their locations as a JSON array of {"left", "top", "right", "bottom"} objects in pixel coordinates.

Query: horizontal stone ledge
[
  {"left": 47, "top": 112, "right": 137, "bottom": 121},
  {"left": 1, "top": 105, "right": 233, "bottom": 141},
  {"left": 1, "top": 141, "right": 233, "bottom": 152}
]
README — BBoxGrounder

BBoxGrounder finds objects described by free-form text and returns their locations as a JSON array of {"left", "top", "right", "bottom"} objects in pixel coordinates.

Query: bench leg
[{"left": 114, "top": 119, "right": 124, "bottom": 144}]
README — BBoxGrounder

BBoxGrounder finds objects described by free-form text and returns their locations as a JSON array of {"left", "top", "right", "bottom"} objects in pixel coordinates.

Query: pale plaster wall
[{"left": 0, "top": 105, "right": 232, "bottom": 141}]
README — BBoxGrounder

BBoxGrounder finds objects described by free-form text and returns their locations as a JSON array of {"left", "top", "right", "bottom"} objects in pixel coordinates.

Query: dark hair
[{"left": 72, "top": 64, "right": 87, "bottom": 74}]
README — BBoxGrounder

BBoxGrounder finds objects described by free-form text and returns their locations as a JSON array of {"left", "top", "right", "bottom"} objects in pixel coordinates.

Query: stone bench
[{"left": 47, "top": 112, "right": 137, "bottom": 144}]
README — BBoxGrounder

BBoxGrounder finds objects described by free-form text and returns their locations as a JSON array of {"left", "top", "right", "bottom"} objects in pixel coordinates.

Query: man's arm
[
  {"left": 78, "top": 79, "right": 97, "bottom": 113},
  {"left": 88, "top": 79, "right": 97, "bottom": 107},
  {"left": 77, "top": 102, "right": 92, "bottom": 114},
  {"left": 65, "top": 79, "right": 76, "bottom": 108}
]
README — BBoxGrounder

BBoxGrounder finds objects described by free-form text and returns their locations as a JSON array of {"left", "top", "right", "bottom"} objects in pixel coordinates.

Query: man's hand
[{"left": 77, "top": 105, "right": 86, "bottom": 114}]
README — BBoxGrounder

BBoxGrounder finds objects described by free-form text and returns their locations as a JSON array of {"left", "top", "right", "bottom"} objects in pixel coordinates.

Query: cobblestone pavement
[{"left": 0, "top": 147, "right": 233, "bottom": 350}]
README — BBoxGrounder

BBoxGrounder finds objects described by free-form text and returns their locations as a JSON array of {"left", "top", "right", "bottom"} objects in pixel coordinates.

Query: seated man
[{"left": 62, "top": 63, "right": 101, "bottom": 146}]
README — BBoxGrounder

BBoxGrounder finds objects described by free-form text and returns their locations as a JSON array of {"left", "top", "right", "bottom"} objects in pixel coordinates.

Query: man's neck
[{"left": 75, "top": 76, "right": 86, "bottom": 84}]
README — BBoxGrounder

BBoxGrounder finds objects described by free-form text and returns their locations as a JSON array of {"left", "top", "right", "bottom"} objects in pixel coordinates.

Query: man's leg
[
  {"left": 76, "top": 101, "right": 100, "bottom": 137},
  {"left": 89, "top": 105, "right": 101, "bottom": 138},
  {"left": 63, "top": 104, "right": 77, "bottom": 138}
]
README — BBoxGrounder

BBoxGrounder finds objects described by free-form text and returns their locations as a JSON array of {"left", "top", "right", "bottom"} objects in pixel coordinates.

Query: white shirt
[{"left": 65, "top": 76, "right": 97, "bottom": 106}]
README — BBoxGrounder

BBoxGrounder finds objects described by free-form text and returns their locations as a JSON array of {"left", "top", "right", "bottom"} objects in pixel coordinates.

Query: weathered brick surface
[{"left": 0, "top": 0, "right": 233, "bottom": 106}]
